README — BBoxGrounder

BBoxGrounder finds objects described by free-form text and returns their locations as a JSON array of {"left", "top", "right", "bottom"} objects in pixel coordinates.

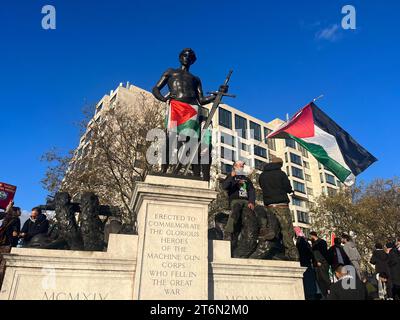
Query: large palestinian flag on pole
[{"left": 267, "top": 102, "right": 377, "bottom": 186}]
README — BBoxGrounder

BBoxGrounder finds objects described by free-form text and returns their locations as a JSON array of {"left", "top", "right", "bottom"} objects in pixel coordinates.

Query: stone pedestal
[
  {"left": 130, "top": 175, "right": 217, "bottom": 300},
  {"left": 209, "top": 240, "right": 306, "bottom": 300},
  {"left": 0, "top": 234, "right": 137, "bottom": 300},
  {"left": 0, "top": 175, "right": 306, "bottom": 300}
]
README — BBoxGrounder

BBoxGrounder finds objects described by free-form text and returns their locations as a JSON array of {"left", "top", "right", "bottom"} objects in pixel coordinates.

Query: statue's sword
[{"left": 183, "top": 70, "right": 236, "bottom": 175}]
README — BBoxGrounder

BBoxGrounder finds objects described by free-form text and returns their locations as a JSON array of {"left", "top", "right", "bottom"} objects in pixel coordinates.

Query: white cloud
[{"left": 315, "top": 24, "right": 341, "bottom": 42}]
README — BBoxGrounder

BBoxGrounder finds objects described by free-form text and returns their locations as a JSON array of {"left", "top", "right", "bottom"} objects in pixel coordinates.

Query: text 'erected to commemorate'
[{"left": 142, "top": 210, "right": 203, "bottom": 297}]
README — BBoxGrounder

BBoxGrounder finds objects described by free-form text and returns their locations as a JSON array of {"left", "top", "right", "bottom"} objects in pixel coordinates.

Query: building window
[
  {"left": 235, "top": 114, "right": 247, "bottom": 138},
  {"left": 305, "top": 174, "right": 312, "bottom": 182},
  {"left": 86, "top": 129, "right": 93, "bottom": 142},
  {"left": 110, "top": 94, "right": 117, "bottom": 106},
  {"left": 220, "top": 132, "right": 235, "bottom": 147},
  {"left": 292, "top": 167, "right": 304, "bottom": 179},
  {"left": 221, "top": 162, "right": 233, "bottom": 174},
  {"left": 293, "top": 181, "right": 306, "bottom": 193},
  {"left": 82, "top": 146, "right": 89, "bottom": 158},
  {"left": 290, "top": 153, "right": 302, "bottom": 165},
  {"left": 327, "top": 187, "right": 337, "bottom": 196},
  {"left": 285, "top": 138, "right": 296, "bottom": 149},
  {"left": 250, "top": 121, "right": 261, "bottom": 141},
  {"left": 292, "top": 198, "right": 304, "bottom": 207},
  {"left": 291, "top": 210, "right": 296, "bottom": 222},
  {"left": 254, "top": 146, "right": 267, "bottom": 159},
  {"left": 298, "top": 145, "right": 308, "bottom": 158},
  {"left": 240, "top": 142, "right": 248, "bottom": 152},
  {"left": 303, "top": 161, "right": 310, "bottom": 169},
  {"left": 297, "top": 211, "right": 310, "bottom": 224},
  {"left": 221, "top": 147, "right": 236, "bottom": 161},
  {"left": 219, "top": 108, "right": 232, "bottom": 129},
  {"left": 307, "top": 187, "right": 313, "bottom": 196},
  {"left": 96, "top": 102, "right": 103, "bottom": 114},
  {"left": 325, "top": 173, "right": 336, "bottom": 186},
  {"left": 254, "top": 159, "right": 266, "bottom": 171},
  {"left": 264, "top": 128, "right": 276, "bottom": 151}
]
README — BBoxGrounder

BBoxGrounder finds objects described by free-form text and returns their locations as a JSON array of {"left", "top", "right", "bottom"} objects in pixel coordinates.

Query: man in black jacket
[
  {"left": 221, "top": 160, "right": 257, "bottom": 257},
  {"left": 20, "top": 207, "right": 49, "bottom": 244},
  {"left": 326, "top": 264, "right": 368, "bottom": 300},
  {"left": 310, "top": 231, "right": 331, "bottom": 298},
  {"left": 327, "top": 237, "right": 352, "bottom": 271},
  {"left": 370, "top": 243, "right": 391, "bottom": 274},
  {"left": 388, "top": 239, "right": 400, "bottom": 299},
  {"left": 259, "top": 157, "right": 298, "bottom": 260}
]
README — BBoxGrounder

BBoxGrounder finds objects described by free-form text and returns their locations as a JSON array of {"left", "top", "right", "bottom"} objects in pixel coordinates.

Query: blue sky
[{"left": 1, "top": 0, "right": 399, "bottom": 211}]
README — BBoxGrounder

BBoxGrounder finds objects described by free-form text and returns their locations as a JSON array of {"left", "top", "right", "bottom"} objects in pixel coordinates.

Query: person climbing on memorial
[
  {"left": 19, "top": 207, "right": 49, "bottom": 245},
  {"left": 258, "top": 157, "right": 299, "bottom": 261},
  {"left": 221, "top": 161, "right": 257, "bottom": 257}
]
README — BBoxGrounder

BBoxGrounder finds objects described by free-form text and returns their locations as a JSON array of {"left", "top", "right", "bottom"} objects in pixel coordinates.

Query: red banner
[{"left": 0, "top": 182, "right": 17, "bottom": 210}]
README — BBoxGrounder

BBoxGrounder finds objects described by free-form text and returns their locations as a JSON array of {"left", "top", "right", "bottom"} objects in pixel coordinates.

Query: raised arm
[{"left": 152, "top": 69, "right": 171, "bottom": 102}]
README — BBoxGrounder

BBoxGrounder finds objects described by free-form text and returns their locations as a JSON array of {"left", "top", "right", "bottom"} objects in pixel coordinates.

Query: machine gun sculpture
[{"left": 29, "top": 192, "right": 122, "bottom": 251}]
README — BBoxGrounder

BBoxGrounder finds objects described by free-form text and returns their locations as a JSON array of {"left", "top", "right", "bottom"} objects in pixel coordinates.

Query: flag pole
[
  {"left": 257, "top": 94, "right": 325, "bottom": 147},
  {"left": 312, "top": 94, "right": 324, "bottom": 103}
]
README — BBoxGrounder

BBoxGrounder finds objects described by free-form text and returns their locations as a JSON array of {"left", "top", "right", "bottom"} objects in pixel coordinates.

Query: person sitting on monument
[
  {"left": 208, "top": 212, "right": 229, "bottom": 241},
  {"left": 221, "top": 161, "right": 256, "bottom": 257},
  {"left": 258, "top": 157, "right": 299, "bottom": 261},
  {"left": 0, "top": 201, "right": 21, "bottom": 247},
  {"left": 19, "top": 207, "right": 49, "bottom": 245}
]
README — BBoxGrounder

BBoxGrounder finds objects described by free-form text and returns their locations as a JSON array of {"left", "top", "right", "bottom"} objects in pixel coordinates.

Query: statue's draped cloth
[{"left": 166, "top": 99, "right": 200, "bottom": 138}]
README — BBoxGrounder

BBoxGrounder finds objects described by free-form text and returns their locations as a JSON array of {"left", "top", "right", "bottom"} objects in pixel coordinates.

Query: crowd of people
[
  {"left": 296, "top": 230, "right": 400, "bottom": 300},
  {"left": 0, "top": 201, "right": 49, "bottom": 248},
  {"left": 1, "top": 157, "right": 399, "bottom": 301},
  {"left": 208, "top": 158, "right": 400, "bottom": 300},
  {"left": 0, "top": 201, "right": 50, "bottom": 285}
]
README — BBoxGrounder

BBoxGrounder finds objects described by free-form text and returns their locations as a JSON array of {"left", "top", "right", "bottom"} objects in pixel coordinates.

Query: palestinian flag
[
  {"left": 166, "top": 99, "right": 200, "bottom": 137},
  {"left": 267, "top": 102, "right": 377, "bottom": 186}
]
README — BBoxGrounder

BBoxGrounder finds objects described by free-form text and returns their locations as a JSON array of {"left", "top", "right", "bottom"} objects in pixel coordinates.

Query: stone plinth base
[
  {"left": 0, "top": 175, "right": 305, "bottom": 300},
  {"left": 130, "top": 175, "right": 217, "bottom": 300},
  {"left": 209, "top": 241, "right": 306, "bottom": 300},
  {"left": 0, "top": 234, "right": 137, "bottom": 300}
]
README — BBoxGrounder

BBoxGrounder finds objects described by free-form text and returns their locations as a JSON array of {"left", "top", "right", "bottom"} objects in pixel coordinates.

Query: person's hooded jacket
[
  {"left": 342, "top": 240, "right": 362, "bottom": 264},
  {"left": 327, "top": 244, "right": 352, "bottom": 268},
  {"left": 370, "top": 249, "right": 390, "bottom": 275},
  {"left": 259, "top": 162, "right": 293, "bottom": 206}
]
